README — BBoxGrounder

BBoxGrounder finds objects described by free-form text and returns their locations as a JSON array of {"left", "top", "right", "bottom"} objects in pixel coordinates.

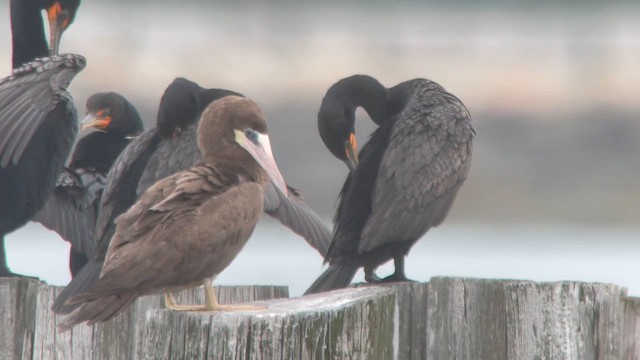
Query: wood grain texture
[
  {"left": 0, "top": 278, "right": 287, "bottom": 360},
  {"left": 625, "top": 296, "right": 640, "bottom": 360},
  {"left": 135, "top": 286, "right": 396, "bottom": 360},
  {"left": 0, "top": 278, "right": 38, "bottom": 360},
  {"left": 380, "top": 282, "right": 429, "bottom": 360},
  {"left": 2, "top": 277, "right": 638, "bottom": 360},
  {"left": 426, "top": 277, "right": 635, "bottom": 360}
]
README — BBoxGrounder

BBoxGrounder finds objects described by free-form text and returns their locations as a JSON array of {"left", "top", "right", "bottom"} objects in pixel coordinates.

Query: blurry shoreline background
[{"left": 2, "top": 0, "right": 639, "bottom": 225}]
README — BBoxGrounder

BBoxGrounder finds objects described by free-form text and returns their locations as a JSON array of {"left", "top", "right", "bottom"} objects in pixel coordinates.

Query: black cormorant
[
  {"left": 34, "top": 92, "right": 143, "bottom": 276},
  {"left": 306, "top": 75, "right": 474, "bottom": 294},
  {"left": 59, "top": 96, "right": 285, "bottom": 331},
  {"left": 0, "top": 0, "right": 83, "bottom": 277}
]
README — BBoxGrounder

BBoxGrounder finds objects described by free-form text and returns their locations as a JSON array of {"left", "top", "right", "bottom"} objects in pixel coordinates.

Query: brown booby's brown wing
[
  {"left": 73, "top": 163, "right": 262, "bottom": 300},
  {"left": 59, "top": 164, "right": 264, "bottom": 330}
]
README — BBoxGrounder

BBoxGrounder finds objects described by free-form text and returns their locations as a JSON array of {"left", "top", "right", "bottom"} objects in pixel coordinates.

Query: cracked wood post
[
  {"left": 0, "top": 278, "right": 287, "bottom": 360},
  {"left": 426, "top": 277, "right": 640, "bottom": 360},
  {"left": 2, "top": 277, "right": 639, "bottom": 359},
  {"left": 134, "top": 286, "right": 396, "bottom": 359}
]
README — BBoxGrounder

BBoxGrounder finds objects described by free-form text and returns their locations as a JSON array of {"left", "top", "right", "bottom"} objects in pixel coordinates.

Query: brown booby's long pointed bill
[{"left": 234, "top": 130, "right": 288, "bottom": 195}]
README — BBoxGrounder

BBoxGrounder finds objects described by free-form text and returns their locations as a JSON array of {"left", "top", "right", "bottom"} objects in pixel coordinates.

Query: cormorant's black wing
[
  {"left": 33, "top": 167, "right": 102, "bottom": 256},
  {"left": 359, "top": 89, "right": 474, "bottom": 254},
  {"left": 94, "top": 127, "right": 161, "bottom": 257},
  {"left": 137, "top": 124, "right": 200, "bottom": 196},
  {"left": 53, "top": 128, "right": 160, "bottom": 314},
  {"left": 0, "top": 54, "right": 85, "bottom": 167},
  {"left": 263, "top": 182, "right": 331, "bottom": 257}
]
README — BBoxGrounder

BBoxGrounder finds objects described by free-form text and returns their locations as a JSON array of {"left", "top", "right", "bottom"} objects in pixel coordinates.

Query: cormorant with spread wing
[
  {"left": 34, "top": 93, "right": 143, "bottom": 276},
  {"left": 0, "top": 0, "right": 84, "bottom": 277},
  {"left": 306, "top": 75, "right": 474, "bottom": 294}
]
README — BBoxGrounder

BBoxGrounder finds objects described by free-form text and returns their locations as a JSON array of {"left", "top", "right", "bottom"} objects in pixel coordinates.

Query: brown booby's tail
[
  {"left": 57, "top": 293, "right": 137, "bottom": 332},
  {"left": 53, "top": 260, "right": 103, "bottom": 314},
  {"left": 304, "top": 263, "right": 359, "bottom": 295}
]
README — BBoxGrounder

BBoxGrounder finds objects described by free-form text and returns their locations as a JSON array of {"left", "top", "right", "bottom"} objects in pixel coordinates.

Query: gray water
[{"left": 6, "top": 221, "right": 640, "bottom": 297}]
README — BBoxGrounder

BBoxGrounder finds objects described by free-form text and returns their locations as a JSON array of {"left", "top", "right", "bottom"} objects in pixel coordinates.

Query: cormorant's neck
[
  {"left": 11, "top": 0, "right": 49, "bottom": 69},
  {"left": 70, "top": 132, "right": 131, "bottom": 172},
  {"left": 198, "top": 89, "right": 242, "bottom": 114},
  {"left": 328, "top": 75, "right": 389, "bottom": 124}
]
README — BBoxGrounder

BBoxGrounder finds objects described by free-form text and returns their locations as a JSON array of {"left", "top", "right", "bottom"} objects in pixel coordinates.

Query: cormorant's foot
[
  {"left": 381, "top": 273, "right": 416, "bottom": 283},
  {"left": 364, "top": 272, "right": 382, "bottom": 284}
]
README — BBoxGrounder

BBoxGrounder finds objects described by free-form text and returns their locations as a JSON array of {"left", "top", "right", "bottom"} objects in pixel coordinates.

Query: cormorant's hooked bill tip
[
  {"left": 345, "top": 132, "right": 358, "bottom": 171},
  {"left": 81, "top": 111, "right": 111, "bottom": 132},
  {"left": 46, "top": 1, "right": 71, "bottom": 56},
  {"left": 234, "top": 129, "right": 288, "bottom": 195}
]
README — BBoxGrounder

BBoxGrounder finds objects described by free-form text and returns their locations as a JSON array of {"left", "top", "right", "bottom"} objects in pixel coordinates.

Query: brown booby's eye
[{"left": 244, "top": 128, "right": 259, "bottom": 144}]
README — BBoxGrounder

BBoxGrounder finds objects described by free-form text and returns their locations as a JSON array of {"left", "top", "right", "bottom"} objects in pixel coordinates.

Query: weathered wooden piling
[
  {"left": 0, "top": 278, "right": 288, "bottom": 360},
  {"left": 426, "top": 277, "right": 639, "bottom": 360},
  {"left": 136, "top": 287, "right": 395, "bottom": 359},
  {"left": 1, "top": 277, "right": 638, "bottom": 360}
]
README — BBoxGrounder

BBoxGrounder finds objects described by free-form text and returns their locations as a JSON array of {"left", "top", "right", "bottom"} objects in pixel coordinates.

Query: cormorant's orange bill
[
  {"left": 81, "top": 111, "right": 111, "bottom": 132},
  {"left": 234, "top": 129, "right": 288, "bottom": 195},
  {"left": 344, "top": 132, "right": 358, "bottom": 171},
  {"left": 47, "top": 1, "right": 71, "bottom": 56}
]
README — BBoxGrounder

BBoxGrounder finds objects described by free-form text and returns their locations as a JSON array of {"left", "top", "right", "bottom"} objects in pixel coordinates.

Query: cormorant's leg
[
  {"left": 382, "top": 255, "right": 416, "bottom": 283},
  {"left": 364, "top": 265, "right": 382, "bottom": 283}
]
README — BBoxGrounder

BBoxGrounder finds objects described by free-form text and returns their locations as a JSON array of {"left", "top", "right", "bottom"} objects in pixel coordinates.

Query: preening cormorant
[
  {"left": 34, "top": 92, "right": 143, "bottom": 276},
  {"left": 59, "top": 96, "right": 285, "bottom": 331},
  {"left": 53, "top": 77, "right": 331, "bottom": 313},
  {"left": 305, "top": 75, "right": 474, "bottom": 294},
  {"left": 0, "top": 0, "right": 83, "bottom": 277},
  {"left": 10, "top": 0, "right": 80, "bottom": 69}
]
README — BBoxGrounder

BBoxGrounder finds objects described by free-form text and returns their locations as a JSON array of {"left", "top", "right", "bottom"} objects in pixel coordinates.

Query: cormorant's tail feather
[
  {"left": 53, "top": 260, "right": 102, "bottom": 314},
  {"left": 304, "top": 263, "right": 358, "bottom": 295},
  {"left": 57, "top": 293, "right": 136, "bottom": 332}
]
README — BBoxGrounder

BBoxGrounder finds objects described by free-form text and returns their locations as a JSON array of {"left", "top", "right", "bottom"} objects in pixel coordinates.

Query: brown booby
[{"left": 59, "top": 96, "right": 286, "bottom": 330}]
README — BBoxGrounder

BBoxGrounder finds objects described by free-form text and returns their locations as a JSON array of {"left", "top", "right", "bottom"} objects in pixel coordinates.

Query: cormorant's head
[
  {"left": 82, "top": 92, "right": 143, "bottom": 138},
  {"left": 317, "top": 75, "right": 389, "bottom": 172},
  {"left": 318, "top": 96, "right": 358, "bottom": 172},
  {"left": 157, "top": 78, "right": 201, "bottom": 139},
  {"left": 45, "top": 0, "right": 81, "bottom": 56}
]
